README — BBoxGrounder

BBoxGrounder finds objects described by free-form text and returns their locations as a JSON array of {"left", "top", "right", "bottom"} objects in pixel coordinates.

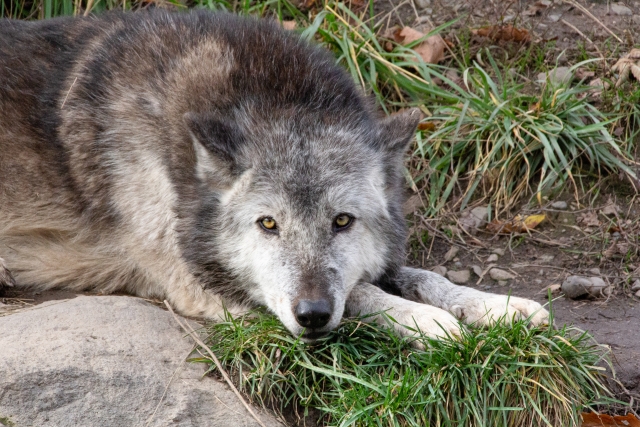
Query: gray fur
[{"left": 0, "top": 11, "right": 547, "bottom": 341}]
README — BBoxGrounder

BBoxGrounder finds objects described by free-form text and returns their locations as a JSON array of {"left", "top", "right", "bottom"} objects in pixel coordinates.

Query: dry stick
[
  {"left": 563, "top": 0, "right": 622, "bottom": 43},
  {"left": 163, "top": 300, "right": 267, "bottom": 427}
]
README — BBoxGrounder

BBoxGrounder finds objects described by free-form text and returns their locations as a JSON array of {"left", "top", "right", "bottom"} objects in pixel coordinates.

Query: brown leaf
[
  {"left": 472, "top": 25, "right": 531, "bottom": 43},
  {"left": 581, "top": 412, "right": 640, "bottom": 427},
  {"left": 417, "top": 122, "right": 436, "bottom": 131},
  {"left": 578, "top": 211, "right": 600, "bottom": 228},
  {"left": 485, "top": 214, "right": 545, "bottom": 234},
  {"left": 394, "top": 27, "right": 446, "bottom": 64}
]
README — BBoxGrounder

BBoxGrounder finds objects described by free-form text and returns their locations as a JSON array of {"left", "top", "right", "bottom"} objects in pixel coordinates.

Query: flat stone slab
[{"left": 0, "top": 295, "right": 283, "bottom": 427}]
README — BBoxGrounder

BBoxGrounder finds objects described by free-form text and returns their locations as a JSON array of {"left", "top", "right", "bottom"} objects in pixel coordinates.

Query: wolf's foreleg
[
  {"left": 345, "top": 282, "right": 462, "bottom": 340},
  {"left": 393, "top": 267, "right": 549, "bottom": 326}
]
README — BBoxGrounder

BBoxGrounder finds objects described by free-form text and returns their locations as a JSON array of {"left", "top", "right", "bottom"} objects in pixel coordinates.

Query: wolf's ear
[
  {"left": 184, "top": 112, "right": 245, "bottom": 188},
  {"left": 377, "top": 108, "right": 421, "bottom": 160}
]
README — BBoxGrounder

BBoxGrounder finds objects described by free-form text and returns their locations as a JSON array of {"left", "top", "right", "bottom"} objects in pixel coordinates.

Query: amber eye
[
  {"left": 333, "top": 214, "right": 353, "bottom": 231},
  {"left": 259, "top": 217, "right": 278, "bottom": 232}
]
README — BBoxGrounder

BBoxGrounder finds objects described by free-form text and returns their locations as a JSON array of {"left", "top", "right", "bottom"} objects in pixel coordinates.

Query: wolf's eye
[
  {"left": 333, "top": 214, "right": 353, "bottom": 231},
  {"left": 259, "top": 217, "right": 278, "bottom": 233}
]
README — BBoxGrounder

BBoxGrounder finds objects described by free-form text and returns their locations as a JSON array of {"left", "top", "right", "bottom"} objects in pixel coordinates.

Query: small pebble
[
  {"left": 447, "top": 269, "right": 471, "bottom": 284},
  {"left": 631, "top": 279, "right": 640, "bottom": 292},
  {"left": 471, "top": 265, "right": 483, "bottom": 277},
  {"left": 432, "top": 266, "right": 447, "bottom": 277},
  {"left": 588, "top": 268, "right": 601, "bottom": 275},
  {"left": 492, "top": 248, "right": 506, "bottom": 256},
  {"left": 444, "top": 246, "right": 459, "bottom": 262},
  {"left": 636, "top": 290, "right": 640, "bottom": 298},
  {"left": 454, "top": 261, "right": 462, "bottom": 268},
  {"left": 551, "top": 201, "right": 568, "bottom": 210},
  {"left": 489, "top": 268, "right": 516, "bottom": 281},
  {"left": 498, "top": 281, "right": 509, "bottom": 287},
  {"left": 487, "top": 254, "right": 499, "bottom": 263}
]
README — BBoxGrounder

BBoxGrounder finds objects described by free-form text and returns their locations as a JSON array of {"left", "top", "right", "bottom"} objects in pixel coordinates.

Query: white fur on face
[{"left": 214, "top": 157, "right": 393, "bottom": 338}]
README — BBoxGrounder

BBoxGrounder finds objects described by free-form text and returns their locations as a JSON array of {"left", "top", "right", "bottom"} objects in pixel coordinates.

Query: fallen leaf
[
  {"left": 472, "top": 24, "right": 531, "bottom": 43},
  {"left": 281, "top": 20, "right": 297, "bottom": 30},
  {"left": 578, "top": 211, "right": 600, "bottom": 228},
  {"left": 393, "top": 27, "right": 446, "bottom": 64},
  {"left": 581, "top": 412, "right": 640, "bottom": 427},
  {"left": 417, "top": 122, "right": 436, "bottom": 131},
  {"left": 486, "top": 214, "right": 545, "bottom": 234},
  {"left": 600, "top": 198, "right": 619, "bottom": 216},
  {"left": 443, "top": 246, "right": 459, "bottom": 262},
  {"left": 523, "top": 0, "right": 551, "bottom": 16},
  {"left": 611, "top": 48, "right": 640, "bottom": 87}
]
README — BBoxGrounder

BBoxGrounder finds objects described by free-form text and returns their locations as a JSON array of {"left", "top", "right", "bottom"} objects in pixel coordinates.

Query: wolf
[{"left": 0, "top": 10, "right": 547, "bottom": 342}]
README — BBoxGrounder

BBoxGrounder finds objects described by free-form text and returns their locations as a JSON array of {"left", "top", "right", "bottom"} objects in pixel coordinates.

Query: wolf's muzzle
[{"left": 294, "top": 299, "right": 332, "bottom": 329}]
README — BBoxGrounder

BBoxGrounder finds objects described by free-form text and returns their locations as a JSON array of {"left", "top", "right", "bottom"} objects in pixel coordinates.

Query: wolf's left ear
[
  {"left": 184, "top": 112, "right": 246, "bottom": 189},
  {"left": 377, "top": 108, "right": 421, "bottom": 161}
]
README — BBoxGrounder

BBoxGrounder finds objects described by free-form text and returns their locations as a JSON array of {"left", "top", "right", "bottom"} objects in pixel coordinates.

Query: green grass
[{"left": 196, "top": 309, "right": 613, "bottom": 427}]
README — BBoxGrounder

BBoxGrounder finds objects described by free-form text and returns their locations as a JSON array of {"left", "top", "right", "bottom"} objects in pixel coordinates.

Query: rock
[
  {"left": 471, "top": 265, "right": 483, "bottom": 277},
  {"left": 536, "top": 254, "right": 555, "bottom": 264},
  {"left": 551, "top": 201, "right": 568, "bottom": 210},
  {"left": 497, "top": 281, "right": 509, "bottom": 287},
  {"left": 413, "top": 0, "right": 431, "bottom": 9},
  {"left": 447, "top": 270, "right": 471, "bottom": 284},
  {"left": 561, "top": 276, "right": 610, "bottom": 299},
  {"left": 547, "top": 14, "right": 561, "bottom": 22},
  {"left": 588, "top": 268, "right": 601, "bottom": 275},
  {"left": 538, "top": 66, "right": 572, "bottom": 85},
  {"left": 432, "top": 266, "right": 447, "bottom": 277},
  {"left": 443, "top": 246, "right": 459, "bottom": 262},
  {"left": 610, "top": 3, "right": 633, "bottom": 15},
  {"left": 459, "top": 206, "right": 488, "bottom": 233},
  {"left": 489, "top": 268, "right": 515, "bottom": 281},
  {"left": 487, "top": 254, "right": 499, "bottom": 263},
  {"left": 0, "top": 296, "right": 282, "bottom": 427},
  {"left": 491, "top": 248, "right": 506, "bottom": 256},
  {"left": 631, "top": 279, "right": 640, "bottom": 291},
  {"left": 636, "top": 290, "right": 640, "bottom": 298}
]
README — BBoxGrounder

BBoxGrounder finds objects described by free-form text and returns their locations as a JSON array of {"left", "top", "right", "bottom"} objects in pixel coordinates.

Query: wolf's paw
[
  {"left": 388, "top": 301, "right": 462, "bottom": 343},
  {"left": 0, "top": 257, "right": 16, "bottom": 290},
  {"left": 451, "top": 294, "right": 549, "bottom": 327}
]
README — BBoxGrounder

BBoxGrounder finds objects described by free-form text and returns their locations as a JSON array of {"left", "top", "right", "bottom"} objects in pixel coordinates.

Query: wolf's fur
[{"left": 0, "top": 11, "right": 547, "bottom": 340}]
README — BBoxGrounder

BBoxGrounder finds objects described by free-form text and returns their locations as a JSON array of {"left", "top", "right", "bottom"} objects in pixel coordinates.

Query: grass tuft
[{"left": 197, "top": 310, "right": 614, "bottom": 427}]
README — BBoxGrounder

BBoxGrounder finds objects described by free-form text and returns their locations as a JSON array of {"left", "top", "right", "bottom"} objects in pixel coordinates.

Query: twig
[
  {"left": 163, "top": 300, "right": 267, "bottom": 427},
  {"left": 563, "top": 0, "right": 622, "bottom": 43},
  {"left": 561, "top": 19, "right": 603, "bottom": 58}
]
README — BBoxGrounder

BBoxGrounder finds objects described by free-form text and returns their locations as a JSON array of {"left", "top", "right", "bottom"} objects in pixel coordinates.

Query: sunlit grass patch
[{"left": 197, "top": 310, "right": 613, "bottom": 427}]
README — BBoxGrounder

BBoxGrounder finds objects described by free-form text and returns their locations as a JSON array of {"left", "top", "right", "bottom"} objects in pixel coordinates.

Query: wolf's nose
[{"left": 294, "top": 299, "right": 331, "bottom": 329}]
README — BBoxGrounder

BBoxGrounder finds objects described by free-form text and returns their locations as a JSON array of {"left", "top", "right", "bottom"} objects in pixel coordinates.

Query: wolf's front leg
[
  {"left": 345, "top": 282, "right": 462, "bottom": 340},
  {"left": 394, "top": 267, "right": 549, "bottom": 326}
]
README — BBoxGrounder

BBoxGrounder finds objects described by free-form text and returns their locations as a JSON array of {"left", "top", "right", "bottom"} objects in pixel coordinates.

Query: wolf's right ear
[{"left": 184, "top": 112, "right": 245, "bottom": 188}]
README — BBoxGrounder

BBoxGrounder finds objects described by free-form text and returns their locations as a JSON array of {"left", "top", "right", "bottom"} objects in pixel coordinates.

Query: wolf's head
[{"left": 185, "top": 107, "right": 419, "bottom": 339}]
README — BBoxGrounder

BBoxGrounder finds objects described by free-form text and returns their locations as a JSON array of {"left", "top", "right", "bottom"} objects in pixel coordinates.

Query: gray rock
[
  {"left": 636, "top": 290, "right": 640, "bottom": 298},
  {"left": 548, "top": 14, "right": 561, "bottom": 22},
  {"left": 471, "top": 265, "right": 483, "bottom": 277},
  {"left": 551, "top": 201, "right": 568, "bottom": 210},
  {"left": 610, "top": 3, "right": 633, "bottom": 15},
  {"left": 588, "top": 268, "right": 601, "bottom": 275},
  {"left": 0, "top": 296, "right": 282, "bottom": 427},
  {"left": 432, "top": 265, "right": 447, "bottom": 277},
  {"left": 631, "top": 279, "right": 640, "bottom": 291},
  {"left": 459, "top": 206, "right": 489, "bottom": 233},
  {"left": 561, "top": 276, "right": 610, "bottom": 299},
  {"left": 447, "top": 270, "right": 471, "bottom": 284},
  {"left": 489, "top": 268, "right": 515, "bottom": 281},
  {"left": 443, "top": 246, "right": 459, "bottom": 262},
  {"left": 491, "top": 248, "right": 506, "bottom": 256},
  {"left": 487, "top": 254, "right": 499, "bottom": 263},
  {"left": 413, "top": 0, "right": 431, "bottom": 9}
]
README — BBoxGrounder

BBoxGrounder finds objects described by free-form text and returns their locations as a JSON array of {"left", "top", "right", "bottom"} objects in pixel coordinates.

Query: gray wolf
[{"left": 0, "top": 11, "right": 547, "bottom": 341}]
